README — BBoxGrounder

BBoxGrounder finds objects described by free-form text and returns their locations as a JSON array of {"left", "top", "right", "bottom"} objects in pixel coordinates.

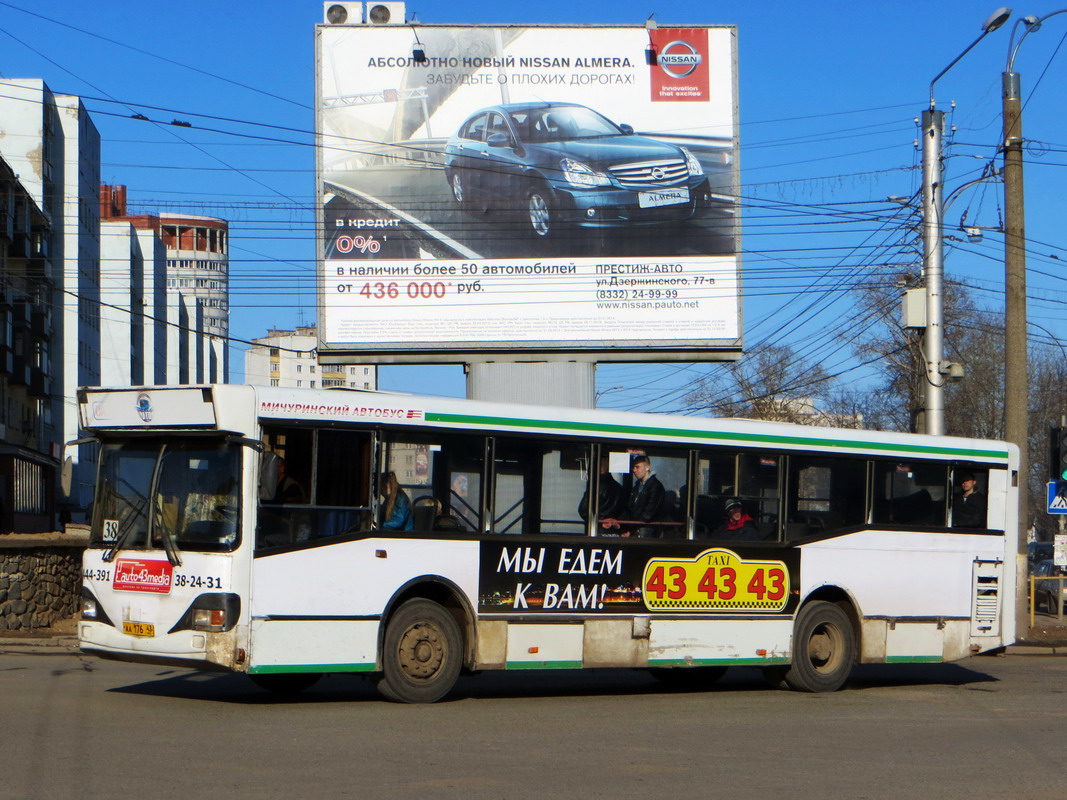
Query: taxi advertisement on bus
[{"left": 478, "top": 540, "right": 799, "bottom": 615}]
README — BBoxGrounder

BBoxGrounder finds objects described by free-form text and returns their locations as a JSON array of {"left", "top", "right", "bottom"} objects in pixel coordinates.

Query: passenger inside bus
[
  {"left": 578, "top": 457, "right": 624, "bottom": 523},
  {"left": 379, "top": 471, "right": 414, "bottom": 531},
  {"left": 601, "top": 454, "right": 674, "bottom": 537},
  {"left": 274, "top": 457, "right": 307, "bottom": 504},
  {"left": 711, "top": 498, "right": 761, "bottom": 540},
  {"left": 952, "top": 470, "right": 987, "bottom": 528}
]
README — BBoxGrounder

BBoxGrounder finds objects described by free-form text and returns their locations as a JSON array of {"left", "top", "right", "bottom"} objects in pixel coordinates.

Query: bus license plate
[
  {"left": 638, "top": 187, "right": 689, "bottom": 208},
  {"left": 123, "top": 621, "right": 155, "bottom": 637}
]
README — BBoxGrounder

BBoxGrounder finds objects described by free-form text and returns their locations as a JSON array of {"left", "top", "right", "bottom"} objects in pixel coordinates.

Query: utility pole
[
  {"left": 920, "top": 7, "right": 1011, "bottom": 436},
  {"left": 920, "top": 108, "right": 946, "bottom": 436},
  {"left": 1002, "top": 63, "right": 1029, "bottom": 637}
]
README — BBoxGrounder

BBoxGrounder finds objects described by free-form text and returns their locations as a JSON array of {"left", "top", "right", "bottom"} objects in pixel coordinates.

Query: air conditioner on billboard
[
  {"left": 365, "top": 2, "right": 406, "bottom": 24},
  {"left": 323, "top": 2, "right": 362, "bottom": 24}
]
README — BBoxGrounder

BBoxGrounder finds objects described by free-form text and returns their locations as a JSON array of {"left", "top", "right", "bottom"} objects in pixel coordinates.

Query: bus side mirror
[
  {"left": 61, "top": 456, "right": 73, "bottom": 498},
  {"left": 60, "top": 436, "right": 96, "bottom": 499}
]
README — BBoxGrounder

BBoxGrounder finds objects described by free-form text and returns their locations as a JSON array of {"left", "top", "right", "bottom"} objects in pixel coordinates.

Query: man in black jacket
[
  {"left": 624, "top": 454, "right": 665, "bottom": 537},
  {"left": 952, "top": 472, "right": 987, "bottom": 528}
]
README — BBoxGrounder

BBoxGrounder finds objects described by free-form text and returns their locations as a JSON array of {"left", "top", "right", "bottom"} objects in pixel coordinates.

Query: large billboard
[{"left": 316, "top": 23, "right": 740, "bottom": 362}]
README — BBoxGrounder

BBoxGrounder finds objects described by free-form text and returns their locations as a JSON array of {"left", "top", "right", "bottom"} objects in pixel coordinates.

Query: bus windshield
[{"left": 92, "top": 438, "right": 241, "bottom": 553}]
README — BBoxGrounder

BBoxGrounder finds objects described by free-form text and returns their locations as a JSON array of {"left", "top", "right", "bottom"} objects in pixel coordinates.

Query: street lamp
[
  {"left": 920, "top": 7, "right": 1011, "bottom": 436},
  {"left": 1001, "top": 6, "right": 1067, "bottom": 643}
]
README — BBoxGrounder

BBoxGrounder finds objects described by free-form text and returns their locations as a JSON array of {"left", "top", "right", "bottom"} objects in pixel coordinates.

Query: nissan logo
[
  {"left": 651, "top": 167, "right": 666, "bottom": 180},
  {"left": 658, "top": 40, "right": 702, "bottom": 79}
]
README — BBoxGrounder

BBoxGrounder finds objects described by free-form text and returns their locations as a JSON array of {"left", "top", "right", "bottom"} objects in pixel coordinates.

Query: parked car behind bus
[{"left": 1034, "top": 559, "right": 1067, "bottom": 615}]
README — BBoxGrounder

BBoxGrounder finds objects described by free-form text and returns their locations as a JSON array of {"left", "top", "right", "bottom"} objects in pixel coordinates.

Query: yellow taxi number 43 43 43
[{"left": 642, "top": 548, "right": 789, "bottom": 613}]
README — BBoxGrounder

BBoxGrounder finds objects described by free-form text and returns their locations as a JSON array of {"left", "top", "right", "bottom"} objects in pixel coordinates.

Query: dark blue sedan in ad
[{"left": 443, "top": 102, "right": 717, "bottom": 239}]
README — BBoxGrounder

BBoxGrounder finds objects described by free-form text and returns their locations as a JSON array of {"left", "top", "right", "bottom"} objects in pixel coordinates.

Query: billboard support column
[{"left": 467, "top": 362, "right": 595, "bottom": 409}]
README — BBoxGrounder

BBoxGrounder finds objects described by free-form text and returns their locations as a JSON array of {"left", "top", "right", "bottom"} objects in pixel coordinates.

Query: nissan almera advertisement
[{"left": 317, "top": 23, "right": 742, "bottom": 358}]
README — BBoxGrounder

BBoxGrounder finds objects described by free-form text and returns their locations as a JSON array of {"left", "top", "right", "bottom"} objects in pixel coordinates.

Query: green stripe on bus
[
  {"left": 649, "top": 657, "right": 791, "bottom": 667},
  {"left": 884, "top": 655, "right": 944, "bottom": 664},
  {"left": 424, "top": 413, "right": 1010, "bottom": 461},
  {"left": 250, "top": 663, "right": 376, "bottom": 674},
  {"left": 505, "top": 660, "right": 584, "bottom": 670}
]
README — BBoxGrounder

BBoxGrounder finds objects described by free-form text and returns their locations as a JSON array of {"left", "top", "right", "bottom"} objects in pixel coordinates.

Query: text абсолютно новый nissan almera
[{"left": 443, "top": 102, "right": 718, "bottom": 239}]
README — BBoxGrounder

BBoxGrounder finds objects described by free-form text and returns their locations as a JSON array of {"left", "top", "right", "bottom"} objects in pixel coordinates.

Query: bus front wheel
[
  {"left": 783, "top": 601, "right": 855, "bottom": 692},
  {"left": 378, "top": 599, "right": 463, "bottom": 703}
]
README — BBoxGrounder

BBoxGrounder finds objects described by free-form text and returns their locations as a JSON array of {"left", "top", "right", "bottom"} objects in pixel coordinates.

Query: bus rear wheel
[
  {"left": 378, "top": 599, "right": 463, "bottom": 703},
  {"left": 783, "top": 601, "right": 855, "bottom": 692}
]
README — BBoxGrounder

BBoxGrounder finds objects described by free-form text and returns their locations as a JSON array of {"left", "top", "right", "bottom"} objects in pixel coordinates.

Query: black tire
[
  {"left": 377, "top": 599, "right": 463, "bottom": 703},
  {"left": 648, "top": 666, "right": 727, "bottom": 688},
  {"left": 526, "top": 186, "right": 555, "bottom": 238},
  {"left": 249, "top": 673, "right": 321, "bottom": 695},
  {"left": 783, "top": 601, "right": 855, "bottom": 693}
]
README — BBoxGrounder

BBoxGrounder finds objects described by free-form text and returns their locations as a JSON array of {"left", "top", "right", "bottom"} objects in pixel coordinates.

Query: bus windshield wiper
[
  {"left": 151, "top": 445, "right": 183, "bottom": 567},
  {"left": 102, "top": 491, "right": 146, "bottom": 563}
]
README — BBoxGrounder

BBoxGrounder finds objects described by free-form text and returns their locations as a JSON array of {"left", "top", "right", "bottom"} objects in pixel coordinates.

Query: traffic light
[{"left": 1051, "top": 427, "right": 1067, "bottom": 483}]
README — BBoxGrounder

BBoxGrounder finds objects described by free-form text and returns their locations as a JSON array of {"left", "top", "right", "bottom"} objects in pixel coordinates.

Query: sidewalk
[{"left": 0, "top": 617, "right": 79, "bottom": 652}]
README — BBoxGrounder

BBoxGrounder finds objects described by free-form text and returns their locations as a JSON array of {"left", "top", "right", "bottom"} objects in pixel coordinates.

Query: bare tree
[
  {"left": 685, "top": 344, "right": 840, "bottom": 424},
  {"left": 848, "top": 275, "right": 1067, "bottom": 537}
]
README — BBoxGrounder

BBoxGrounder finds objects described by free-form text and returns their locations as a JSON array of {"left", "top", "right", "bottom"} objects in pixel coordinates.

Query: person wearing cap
[
  {"left": 952, "top": 471, "right": 986, "bottom": 528},
  {"left": 712, "top": 498, "right": 760, "bottom": 540}
]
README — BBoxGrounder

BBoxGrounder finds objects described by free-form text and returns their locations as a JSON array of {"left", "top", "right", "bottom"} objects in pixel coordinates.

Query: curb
[
  {"left": 1007, "top": 644, "right": 1067, "bottom": 655},
  {"left": 0, "top": 635, "right": 79, "bottom": 652}
]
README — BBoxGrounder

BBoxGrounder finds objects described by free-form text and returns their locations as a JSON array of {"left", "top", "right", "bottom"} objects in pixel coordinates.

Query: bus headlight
[{"left": 81, "top": 595, "right": 99, "bottom": 620}]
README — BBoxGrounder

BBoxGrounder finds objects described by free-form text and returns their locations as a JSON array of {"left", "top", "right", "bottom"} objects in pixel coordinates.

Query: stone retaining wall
[{"left": 0, "top": 532, "right": 88, "bottom": 631}]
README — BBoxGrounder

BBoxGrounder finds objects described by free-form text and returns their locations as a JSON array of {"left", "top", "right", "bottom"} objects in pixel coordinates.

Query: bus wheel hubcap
[
  {"left": 808, "top": 624, "right": 842, "bottom": 671},
  {"left": 399, "top": 622, "right": 445, "bottom": 679}
]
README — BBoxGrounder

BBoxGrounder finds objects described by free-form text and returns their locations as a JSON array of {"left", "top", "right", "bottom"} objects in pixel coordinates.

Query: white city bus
[{"left": 77, "top": 384, "right": 1017, "bottom": 702}]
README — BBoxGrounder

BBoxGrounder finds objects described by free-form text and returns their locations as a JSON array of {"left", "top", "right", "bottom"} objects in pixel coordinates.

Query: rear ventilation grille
[{"left": 971, "top": 559, "right": 1003, "bottom": 637}]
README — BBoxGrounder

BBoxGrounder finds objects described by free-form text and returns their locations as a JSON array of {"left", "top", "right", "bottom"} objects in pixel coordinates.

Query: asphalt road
[{"left": 3, "top": 646, "right": 1066, "bottom": 800}]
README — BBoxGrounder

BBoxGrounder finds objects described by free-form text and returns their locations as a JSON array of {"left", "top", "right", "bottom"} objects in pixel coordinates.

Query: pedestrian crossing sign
[{"left": 1048, "top": 481, "right": 1067, "bottom": 514}]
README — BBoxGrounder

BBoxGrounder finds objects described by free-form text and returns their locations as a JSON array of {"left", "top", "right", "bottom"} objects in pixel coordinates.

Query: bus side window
[
  {"left": 785, "top": 456, "right": 866, "bottom": 540},
  {"left": 381, "top": 440, "right": 440, "bottom": 532},
  {"left": 738, "top": 453, "right": 780, "bottom": 541},
  {"left": 442, "top": 438, "right": 485, "bottom": 533},
  {"left": 695, "top": 452, "right": 733, "bottom": 537},
  {"left": 872, "top": 461, "right": 948, "bottom": 527},
  {"left": 256, "top": 426, "right": 369, "bottom": 547},
  {"left": 316, "top": 430, "right": 373, "bottom": 534},
  {"left": 491, "top": 438, "right": 589, "bottom": 535}
]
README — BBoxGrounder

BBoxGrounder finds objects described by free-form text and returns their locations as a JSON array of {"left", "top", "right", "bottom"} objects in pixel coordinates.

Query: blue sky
[{"left": 2, "top": 0, "right": 1064, "bottom": 409}]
